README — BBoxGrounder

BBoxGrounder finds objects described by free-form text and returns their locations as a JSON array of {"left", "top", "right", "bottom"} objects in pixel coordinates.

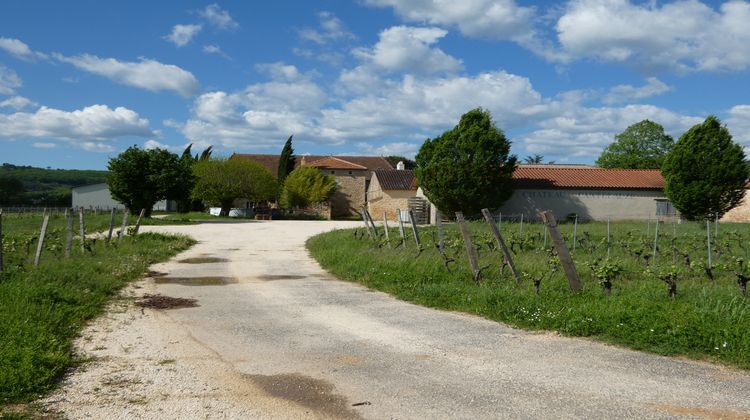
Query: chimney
[
  {"left": 300, "top": 156, "right": 306, "bottom": 166},
  {"left": 396, "top": 161, "right": 405, "bottom": 170}
]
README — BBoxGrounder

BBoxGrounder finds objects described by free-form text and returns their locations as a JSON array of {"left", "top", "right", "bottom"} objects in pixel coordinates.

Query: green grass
[
  {"left": 0, "top": 212, "right": 195, "bottom": 408},
  {"left": 307, "top": 219, "right": 750, "bottom": 369}
]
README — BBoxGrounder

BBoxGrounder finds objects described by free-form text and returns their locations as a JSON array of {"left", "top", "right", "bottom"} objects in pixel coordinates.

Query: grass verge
[
  {"left": 307, "top": 222, "right": 750, "bottom": 369},
  {"left": 0, "top": 231, "right": 195, "bottom": 409}
]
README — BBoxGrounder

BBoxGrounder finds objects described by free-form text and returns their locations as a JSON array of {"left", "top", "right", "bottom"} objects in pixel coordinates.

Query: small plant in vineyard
[
  {"left": 587, "top": 258, "right": 622, "bottom": 296},
  {"left": 735, "top": 257, "right": 748, "bottom": 296},
  {"left": 647, "top": 265, "right": 680, "bottom": 298}
]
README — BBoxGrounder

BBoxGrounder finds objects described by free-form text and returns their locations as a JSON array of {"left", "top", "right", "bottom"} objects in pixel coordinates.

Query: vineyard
[
  {"left": 307, "top": 215, "right": 750, "bottom": 368},
  {"left": 0, "top": 210, "right": 194, "bottom": 406}
]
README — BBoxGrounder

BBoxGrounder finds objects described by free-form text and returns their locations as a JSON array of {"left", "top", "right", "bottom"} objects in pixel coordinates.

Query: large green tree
[
  {"left": 415, "top": 108, "right": 517, "bottom": 217},
  {"left": 0, "top": 176, "right": 24, "bottom": 205},
  {"left": 107, "top": 146, "right": 189, "bottom": 216},
  {"left": 280, "top": 166, "right": 337, "bottom": 209},
  {"left": 192, "top": 158, "right": 277, "bottom": 216},
  {"left": 277, "top": 135, "right": 296, "bottom": 187},
  {"left": 596, "top": 120, "right": 674, "bottom": 169},
  {"left": 662, "top": 116, "right": 748, "bottom": 220}
]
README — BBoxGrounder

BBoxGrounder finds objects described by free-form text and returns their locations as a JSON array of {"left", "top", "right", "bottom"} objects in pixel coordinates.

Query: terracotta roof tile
[
  {"left": 512, "top": 165, "right": 664, "bottom": 190},
  {"left": 374, "top": 169, "right": 417, "bottom": 190},
  {"left": 230, "top": 153, "right": 392, "bottom": 176},
  {"left": 304, "top": 156, "right": 368, "bottom": 170}
]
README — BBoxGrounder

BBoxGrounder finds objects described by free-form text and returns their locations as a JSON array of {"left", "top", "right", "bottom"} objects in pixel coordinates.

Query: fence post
[
  {"left": 78, "top": 207, "right": 85, "bottom": 253},
  {"left": 364, "top": 209, "right": 379, "bottom": 236},
  {"left": 34, "top": 212, "right": 50, "bottom": 266},
  {"left": 0, "top": 209, "right": 4, "bottom": 273},
  {"left": 119, "top": 209, "right": 129, "bottom": 241},
  {"left": 706, "top": 220, "right": 712, "bottom": 269},
  {"left": 107, "top": 208, "right": 116, "bottom": 242},
  {"left": 540, "top": 211, "right": 582, "bottom": 292},
  {"left": 396, "top": 209, "right": 406, "bottom": 246},
  {"left": 360, "top": 209, "right": 373, "bottom": 237},
  {"left": 652, "top": 219, "right": 660, "bottom": 262},
  {"left": 456, "top": 212, "right": 482, "bottom": 282},
  {"left": 481, "top": 208, "right": 521, "bottom": 283},
  {"left": 65, "top": 208, "right": 73, "bottom": 258},
  {"left": 382, "top": 211, "right": 391, "bottom": 248},
  {"left": 408, "top": 209, "right": 421, "bottom": 249},
  {"left": 134, "top": 208, "right": 146, "bottom": 235},
  {"left": 572, "top": 214, "right": 578, "bottom": 251},
  {"left": 435, "top": 210, "right": 444, "bottom": 253}
]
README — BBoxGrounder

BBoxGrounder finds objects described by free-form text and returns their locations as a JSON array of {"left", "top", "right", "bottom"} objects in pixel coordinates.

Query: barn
[
  {"left": 366, "top": 165, "right": 417, "bottom": 221},
  {"left": 71, "top": 183, "right": 173, "bottom": 211}
]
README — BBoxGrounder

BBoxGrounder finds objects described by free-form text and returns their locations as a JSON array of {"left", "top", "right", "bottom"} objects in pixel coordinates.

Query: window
[
  {"left": 348, "top": 171, "right": 352, "bottom": 175},
  {"left": 655, "top": 199, "right": 677, "bottom": 216},
  {"left": 330, "top": 170, "right": 335, "bottom": 174}
]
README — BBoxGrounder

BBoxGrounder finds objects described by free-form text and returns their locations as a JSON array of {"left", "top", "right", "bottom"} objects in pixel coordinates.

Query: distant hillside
[{"left": 0, "top": 163, "right": 108, "bottom": 206}]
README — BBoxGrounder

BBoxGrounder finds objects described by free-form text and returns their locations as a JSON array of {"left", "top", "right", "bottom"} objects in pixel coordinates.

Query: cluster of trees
[
  {"left": 415, "top": 108, "right": 748, "bottom": 221},
  {"left": 107, "top": 137, "right": 338, "bottom": 217},
  {"left": 0, "top": 163, "right": 108, "bottom": 206}
]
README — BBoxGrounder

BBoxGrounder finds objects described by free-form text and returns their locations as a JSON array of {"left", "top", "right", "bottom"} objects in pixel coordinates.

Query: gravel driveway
[{"left": 44, "top": 221, "right": 750, "bottom": 419}]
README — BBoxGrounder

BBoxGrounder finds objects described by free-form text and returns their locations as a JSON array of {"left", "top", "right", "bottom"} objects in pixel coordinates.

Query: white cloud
[
  {"left": 557, "top": 0, "right": 750, "bottom": 72},
  {"left": 203, "top": 44, "right": 231, "bottom": 59},
  {"left": 165, "top": 24, "right": 202, "bottom": 47},
  {"left": 56, "top": 54, "right": 200, "bottom": 96},
  {"left": 298, "top": 11, "right": 356, "bottom": 44},
  {"left": 727, "top": 105, "right": 750, "bottom": 147},
  {"left": 199, "top": 4, "right": 239, "bottom": 30},
  {"left": 603, "top": 77, "right": 672, "bottom": 104},
  {"left": 364, "top": 0, "right": 535, "bottom": 40},
  {"left": 357, "top": 141, "right": 420, "bottom": 158},
  {"left": 0, "top": 37, "right": 47, "bottom": 60},
  {"left": 32, "top": 142, "right": 56, "bottom": 149},
  {"left": 80, "top": 142, "right": 115, "bottom": 153},
  {"left": 0, "top": 96, "right": 37, "bottom": 110},
  {"left": 353, "top": 26, "right": 463, "bottom": 74},
  {"left": 0, "top": 65, "right": 22, "bottom": 95},
  {"left": 0, "top": 104, "right": 153, "bottom": 142}
]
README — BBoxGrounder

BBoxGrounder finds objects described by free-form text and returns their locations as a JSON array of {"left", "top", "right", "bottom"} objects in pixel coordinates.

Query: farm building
[
  {"left": 230, "top": 153, "right": 392, "bottom": 217},
  {"left": 71, "top": 183, "right": 173, "bottom": 211},
  {"left": 415, "top": 165, "right": 682, "bottom": 223},
  {"left": 367, "top": 164, "right": 418, "bottom": 221}
]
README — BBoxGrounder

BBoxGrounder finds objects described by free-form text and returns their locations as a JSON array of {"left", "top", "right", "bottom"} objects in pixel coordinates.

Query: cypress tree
[{"left": 277, "top": 135, "right": 295, "bottom": 186}]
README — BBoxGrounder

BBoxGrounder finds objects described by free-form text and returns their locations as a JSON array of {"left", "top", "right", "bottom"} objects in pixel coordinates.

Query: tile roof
[
  {"left": 512, "top": 165, "right": 664, "bottom": 190},
  {"left": 304, "top": 156, "right": 368, "bottom": 170},
  {"left": 374, "top": 169, "right": 417, "bottom": 190},
  {"left": 230, "top": 153, "right": 392, "bottom": 176}
]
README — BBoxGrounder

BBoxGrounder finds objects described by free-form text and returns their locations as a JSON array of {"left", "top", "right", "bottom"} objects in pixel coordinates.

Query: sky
[{"left": 1, "top": 0, "right": 749, "bottom": 170}]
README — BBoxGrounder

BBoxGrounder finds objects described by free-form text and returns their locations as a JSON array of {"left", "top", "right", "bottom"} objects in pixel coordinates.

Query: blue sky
[{"left": 1, "top": 0, "right": 749, "bottom": 169}]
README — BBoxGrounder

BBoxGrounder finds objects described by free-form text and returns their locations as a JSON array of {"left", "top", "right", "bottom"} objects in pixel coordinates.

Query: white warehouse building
[{"left": 71, "top": 183, "right": 172, "bottom": 211}]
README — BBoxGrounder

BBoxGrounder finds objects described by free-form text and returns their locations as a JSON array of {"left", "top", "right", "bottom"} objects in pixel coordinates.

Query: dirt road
[{"left": 44, "top": 221, "right": 750, "bottom": 419}]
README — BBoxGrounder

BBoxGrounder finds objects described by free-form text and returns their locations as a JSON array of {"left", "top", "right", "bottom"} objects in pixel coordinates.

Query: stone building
[
  {"left": 367, "top": 165, "right": 418, "bottom": 221},
  {"left": 230, "top": 153, "right": 392, "bottom": 217}
]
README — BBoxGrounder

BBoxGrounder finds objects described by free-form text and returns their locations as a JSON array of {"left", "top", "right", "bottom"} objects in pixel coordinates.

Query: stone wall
[
  {"left": 368, "top": 190, "right": 415, "bottom": 221},
  {"left": 722, "top": 189, "right": 750, "bottom": 222},
  {"left": 325, "top": 169, "right": 366, "bottom": 217}
]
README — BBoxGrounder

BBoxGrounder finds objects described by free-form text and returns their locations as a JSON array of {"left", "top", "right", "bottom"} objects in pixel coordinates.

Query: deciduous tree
[
  {"left": 662, "top": 116, "right": 748, "bottom": 220},
  {"left": 415, "top": 108, "right": 517, "bottom": 217},
  {"left": 280, "top": 166, "right": 337, "bottom": 209},
  {"left": 107, "top": 146, "right": 189, "bottom": 216},
  {"left": 192, "top": 158, "right": 277, "bottom": 216},
  {"left": 596, "top": 120, "right": 674, "bottom": 169}
]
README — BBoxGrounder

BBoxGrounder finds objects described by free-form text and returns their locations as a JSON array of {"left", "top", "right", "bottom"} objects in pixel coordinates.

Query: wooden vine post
[
  {"left": 540, "top": 211, "right": 582, "bottom": 292},
  {"left": 34, "top": 212, "right": 50, "bottom": 266},
  {"left": 396, "top": 209, "right": 407, "bottom": 247},
  {"left": 435, "top": 210, "right": 445, "bottom": 253},
  {"left": 481, "top": 208, "right": 521, "bottom": 283},
  {"left": 107, "top": 208, "right": 116, "bottom": 242},
  {"left": 408, "top": 209, "right": 422, "bottom": 249},
  {"left": 382, "top": 211, "right": 391, "bottom": 248},
  {"left": 360, "top": 209, "right": 373, "bottom": 237},
  {"left": 134, "top": 208, "right": 146, "bottom": 235},
  {"left": 119, "top": 209, "right": 129, "bottom": 241},
  {"left": 78, "top": 207, "right": 86, "bottom": 253},
  {"left": 65, "top": 208, "right": 73, "bottom": 258},
  {"left": 455, "top": 212, "right": 482, "bottom": 282},
  {"left": 0, "top": 209, "right": 4, "bottom": 273},
  {"left": 364, "top": 209, "right": 379, "bottom": 237}
]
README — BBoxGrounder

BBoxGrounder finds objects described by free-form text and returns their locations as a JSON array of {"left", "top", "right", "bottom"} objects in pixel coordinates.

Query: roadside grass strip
[
  {"left": 307, "top": 220, "right": 750, "bottom": 369},
  {"left": 0, "top": 212, "right": 194, "bottom": 407}
]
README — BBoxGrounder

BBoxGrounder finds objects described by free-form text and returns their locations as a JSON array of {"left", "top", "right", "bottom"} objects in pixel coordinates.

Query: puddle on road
[
  {"left": 256, "top": 274, "right": 307, "bottom": 281},
  {"left": 247, "top": 373, "right": 362, "bottom": 419},
  {"left": 154, "top": 276, "right": 237, "bottom": 286},
  {"left": 136, "top": 294, "right": 199, "bottom": 309},
  {"left": 177, "top": 257, "right": 229, "bottom": 264}
]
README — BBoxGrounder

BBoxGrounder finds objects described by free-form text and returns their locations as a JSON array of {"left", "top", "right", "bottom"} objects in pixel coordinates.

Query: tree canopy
[
  {"left": 0, "top": 176, "right": 24, "bottom": 205},
  {"left": 662, "top": 116, "right": 748, "bottom": 220},
  {"left": 280, "top": 166, "right": 337, "bottom": 209},
  {"left": 415, "top": 108, "right": 517, "bottom": 217},
  {"left": 596, "top": 120, "right": 674, "bottom": 169},
  {"left": 107, "top": 146, "right": 190, "bottom": 216},
  {"left": 192, "top": 158, "right": 277, "bottom": 216}
]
